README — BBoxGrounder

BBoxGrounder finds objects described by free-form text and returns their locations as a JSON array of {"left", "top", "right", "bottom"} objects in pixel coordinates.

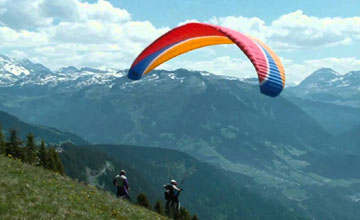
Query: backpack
[{"left": 164, "top": 184, "right": 173, "bottom": 200}]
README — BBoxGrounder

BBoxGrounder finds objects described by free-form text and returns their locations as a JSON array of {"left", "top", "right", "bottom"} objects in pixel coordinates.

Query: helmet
[
  {"left": 170, "top": 180, "right": 177, "bottom": 185},
  {"left": 120, "top": 170, "right": 126, "bottom": 175}
]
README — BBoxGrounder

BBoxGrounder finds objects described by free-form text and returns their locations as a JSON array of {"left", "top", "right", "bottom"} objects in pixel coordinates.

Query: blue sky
[
  {"left": 0, "top": 0, "right": 359, "bottom": 84},
  {"left": 113, "top": 0, "right": 360, "bottom": 60},
  {"left": 114, "top": 0, "right": 360, "bottom": 27}
]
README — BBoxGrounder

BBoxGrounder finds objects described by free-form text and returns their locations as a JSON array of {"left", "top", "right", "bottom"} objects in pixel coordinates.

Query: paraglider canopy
[{"left": 128, "top": 22, "right": 285, "bottom": 97}]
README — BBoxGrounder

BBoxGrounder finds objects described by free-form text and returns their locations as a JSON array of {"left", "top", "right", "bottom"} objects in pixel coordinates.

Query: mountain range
[
  {"left": 0, "top": 54, "right": 123, "bottom": 88},
  {"left": 1, "top": 54, "right": 360, "bottom": 219}
]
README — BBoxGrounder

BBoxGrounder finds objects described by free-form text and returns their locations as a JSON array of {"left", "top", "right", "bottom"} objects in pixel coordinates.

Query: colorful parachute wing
[{"left": 128, "top": 23, "right": 285, "bottom": 97}]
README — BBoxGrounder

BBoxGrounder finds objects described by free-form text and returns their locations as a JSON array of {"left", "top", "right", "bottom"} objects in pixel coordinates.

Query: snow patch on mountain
[
  {"left": 289, "top": 68, "right": 360, "bottom": 107},
  {"left": 3, "top": 63, "right": 30, "bottom": 76},
  {"left": 168, "top": 73, "right": 176, "bottom": 79},
  {"left": 348, "top": 193, "right": 360, "bottom": 203}
]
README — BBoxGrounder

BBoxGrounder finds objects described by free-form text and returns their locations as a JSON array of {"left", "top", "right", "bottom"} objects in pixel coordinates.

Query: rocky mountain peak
[{"left": 57, "top": 66, "right": 79, "bottom": 74}]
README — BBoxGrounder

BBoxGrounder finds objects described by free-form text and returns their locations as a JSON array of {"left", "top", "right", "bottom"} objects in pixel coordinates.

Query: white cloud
[
  {"left": 0, "top": 0, "right": 168, "bottom": 70},
  {"left": 0, "top": 0, "right": 53, "bottom": 29},
  {"left": 0, "top": 0, "right": 131, "bottom": 30},
  {"left": 0, "top": 26, "right": 48, "bottom": 46},
  {"left": 39, "top": 0, "right": 79, "bottom": 22},
  {"left": 75, "top": 0, "right": 131, "bottom": 23},
  {"left": 269, "top": 10, "right": 360, "bottom": 49},
  {"left": 209, "top": 16, "right": 269, "bottom": 42},
  {"left": 208, "top": 10, "right": 360, "bottom": 50},
  {"left": 9, "top": 50, "right": 28, "bottom": 58},
  {"left": 30, "top": 43, "right": 132, "bottom": 69}
]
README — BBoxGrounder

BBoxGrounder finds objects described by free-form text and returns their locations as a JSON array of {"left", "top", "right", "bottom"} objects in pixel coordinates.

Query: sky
[{"left": 0, "top": 0, "right": 359, "bottom": 84}]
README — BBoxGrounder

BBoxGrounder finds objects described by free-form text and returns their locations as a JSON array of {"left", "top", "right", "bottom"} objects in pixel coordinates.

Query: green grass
[{"left": 0, "top": 156, "right": 168, "bottom": 220}]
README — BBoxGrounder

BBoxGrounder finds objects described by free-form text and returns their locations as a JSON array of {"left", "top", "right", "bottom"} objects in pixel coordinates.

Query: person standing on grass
[
  {"left": 113, "top": 170, "right": 131, "bottom": 201},
  {"left": 163, "top": 179, "right": 182, "bottom": 210}
]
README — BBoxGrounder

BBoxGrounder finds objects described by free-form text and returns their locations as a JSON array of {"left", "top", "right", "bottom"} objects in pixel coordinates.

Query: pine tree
[
  {"left": 175, "top": 207, "right": 191, "bottom": 220},
  {"left": 6, "top": 129, "right": 24, "bottom": 160},
  {"left": 136, "top": 193, "right": 151, "bottom": 209},
  {"left": 46, "top": 147, "right": 56, "bottom": 171},
  {"left": 38, "top": 140, "right": 47, "bottom": 168},
  {"left": 52, "top": 148, "right": 65, "bottom": 175},
  {"left": 154, "top": 201, "right": 164, "bottom": 215},
  {"left": 191, "top": 214, "right": 200, "bottom": 220},
  {"left": 0, "top": 124, "right": 5, "bottom": 155},
  {"left": 25, "top": 133, "right": 37, "bottom": 164}
]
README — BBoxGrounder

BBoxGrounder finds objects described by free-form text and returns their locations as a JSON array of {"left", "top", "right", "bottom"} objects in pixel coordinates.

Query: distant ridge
[{"left": 0, "top": 110, "right": 88, "bottom": 145}]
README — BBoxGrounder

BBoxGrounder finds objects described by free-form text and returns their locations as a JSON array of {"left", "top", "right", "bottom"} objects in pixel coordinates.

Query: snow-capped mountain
[
  {"left": 0, "top": 54, "right": 125, "bottom": 88},
  {"left": 297, "top": 68, "right": 360, "bottom": 91},
  {"left": 0, "top": 54, "right": 32, "bottom": 85},
  {"left": 288, "top": 68, "right": 360, "bottom": 107}
]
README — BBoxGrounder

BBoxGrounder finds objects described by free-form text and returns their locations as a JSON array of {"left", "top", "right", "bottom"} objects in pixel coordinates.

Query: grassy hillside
[
  {"left": 59, "top": 144, "right": 306, "bottom": 220},
  {"left": 0, "top": 156, "right": 168, "bottom": 220}
]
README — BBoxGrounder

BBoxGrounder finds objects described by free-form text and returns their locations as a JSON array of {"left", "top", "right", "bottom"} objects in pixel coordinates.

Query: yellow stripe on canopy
[{"left": 144, "top": 36, "right": 234, "bottom": 75}]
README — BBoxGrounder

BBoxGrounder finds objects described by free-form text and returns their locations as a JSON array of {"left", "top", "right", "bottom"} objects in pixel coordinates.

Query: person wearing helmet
[
  {"left": 163, "top": 179, "right": 182, "bottom": 210},
  {"left": 113, "top": 170, "right": 131, "bottom": 201}
]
